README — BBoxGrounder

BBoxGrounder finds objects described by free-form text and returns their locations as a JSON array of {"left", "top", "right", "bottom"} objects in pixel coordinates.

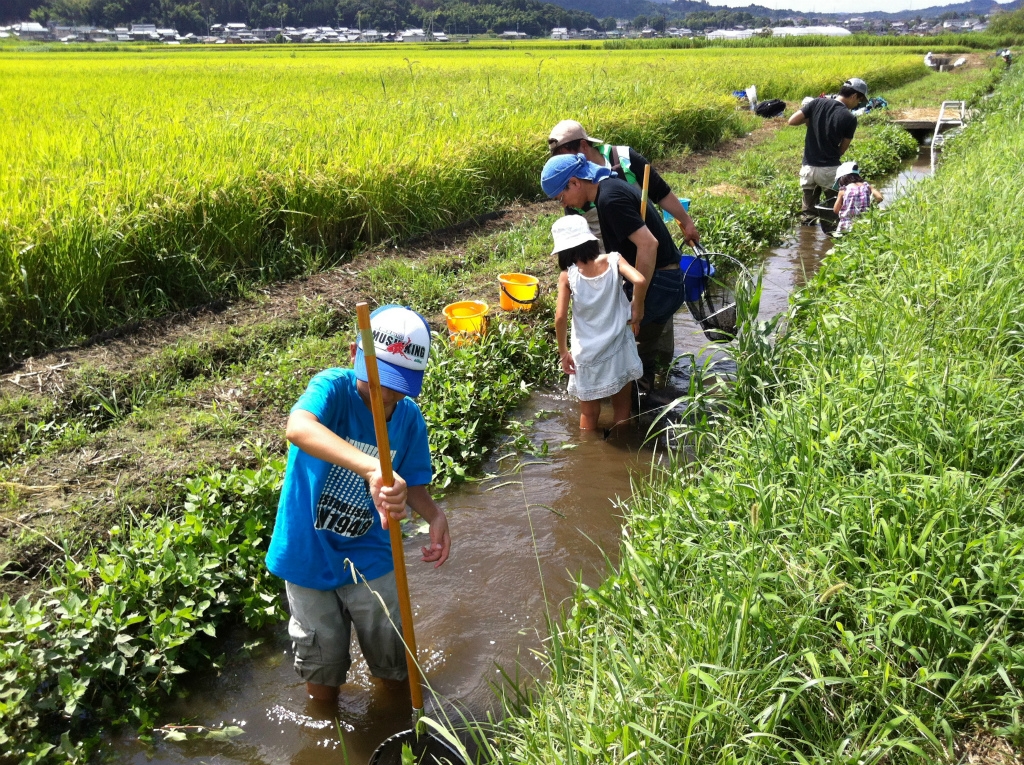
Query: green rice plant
[
  {"left": 487, "top": 54, "right": 1024, "bottom": 765},
  {"left": 0, "top": 47, "right": 929, "bottom": 357}
]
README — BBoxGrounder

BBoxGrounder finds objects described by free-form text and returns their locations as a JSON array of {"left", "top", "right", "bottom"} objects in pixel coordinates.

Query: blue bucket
[{"left": 679, "top": 255, "right": 715, "bottom": 302}]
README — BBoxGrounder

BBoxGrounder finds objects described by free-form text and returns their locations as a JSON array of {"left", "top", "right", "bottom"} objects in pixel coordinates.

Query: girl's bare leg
[
  {"left": 610, "top": 382, "right": 633, "bottom": 429},
  {"left": 579, "top": 399, "right": 602, "bottom": 430}
]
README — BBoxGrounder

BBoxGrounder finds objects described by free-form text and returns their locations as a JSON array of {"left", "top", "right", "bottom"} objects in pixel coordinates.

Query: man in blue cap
[
  {"left": 541, "top": 153, "right": 692, "bottom": 388},
  {"left": 266, "top": 304, "right": 451, "bottom": 706}
]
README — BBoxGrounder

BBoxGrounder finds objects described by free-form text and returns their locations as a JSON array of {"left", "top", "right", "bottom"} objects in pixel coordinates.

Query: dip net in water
[{"left": 684, "top": 244, "right": 752, "bottom": 343}]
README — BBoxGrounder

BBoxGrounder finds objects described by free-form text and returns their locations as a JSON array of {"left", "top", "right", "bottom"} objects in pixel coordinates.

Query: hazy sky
[{"left": 700, "top": 0, "right": 1010, "bottom": 13}]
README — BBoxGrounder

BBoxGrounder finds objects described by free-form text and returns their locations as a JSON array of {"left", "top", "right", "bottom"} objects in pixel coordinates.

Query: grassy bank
[
  {"left": 0, "top": 46, "right": 928, "bottom": 358},
  {"left": 494, "top": 63, "right": 1024, "bottom": 763}
]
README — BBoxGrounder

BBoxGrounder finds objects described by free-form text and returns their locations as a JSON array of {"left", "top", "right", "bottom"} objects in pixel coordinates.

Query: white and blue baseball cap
[{"left": 354, "top": 304, "right": 432, "bottom": 398}]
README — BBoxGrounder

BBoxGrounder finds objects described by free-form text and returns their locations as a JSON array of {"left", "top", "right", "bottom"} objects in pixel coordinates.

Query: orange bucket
[
  {"left": 442, "top": 300, "right": 488, "bottom": 344},
  {"left": 498, "top": 273, "right": 539, "bottom": 311}
]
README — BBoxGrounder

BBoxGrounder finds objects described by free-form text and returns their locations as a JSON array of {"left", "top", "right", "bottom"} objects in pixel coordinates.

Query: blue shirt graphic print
[
  {"left": 266, "top": 368, "right": 433, "bottom": 590},
  {"left": 316, "top": 440, "right": 389, "bottom": 538}
]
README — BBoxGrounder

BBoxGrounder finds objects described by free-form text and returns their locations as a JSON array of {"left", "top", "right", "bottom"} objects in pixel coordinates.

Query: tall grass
[
  {"left": 0, "top": 47, "right": 928, "bottom": 358},
  {"left": 491, "top": 62, "right": 1024, "bottom": 762}
]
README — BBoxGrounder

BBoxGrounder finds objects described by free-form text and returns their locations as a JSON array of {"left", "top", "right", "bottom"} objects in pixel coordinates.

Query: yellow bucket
[
  {"left": 442, "top": 300, "right": 488, "bottom": 344},
  {"left": 498, "top": 273, "right": 539, "bottom": 312}
]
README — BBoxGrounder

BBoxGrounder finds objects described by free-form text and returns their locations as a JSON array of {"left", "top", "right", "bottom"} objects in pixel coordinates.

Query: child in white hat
[
  {"left": 552, "top": 216, "right": 646, "bottom": 431},
  {"left": 833, "top": 161, "right": 884, "bottom": 233}
]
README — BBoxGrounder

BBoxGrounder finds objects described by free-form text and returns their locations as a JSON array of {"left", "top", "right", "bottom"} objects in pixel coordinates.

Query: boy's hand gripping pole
[{"left": 356, "top": 302, "right": 424, "bottom": 717}]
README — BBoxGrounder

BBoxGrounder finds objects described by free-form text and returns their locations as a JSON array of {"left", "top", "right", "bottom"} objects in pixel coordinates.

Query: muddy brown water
[{"left": 104, "top": 152, "right": 930, "bottom": 764}]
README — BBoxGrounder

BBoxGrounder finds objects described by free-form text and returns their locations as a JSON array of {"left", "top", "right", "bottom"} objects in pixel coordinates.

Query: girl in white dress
[{"left": 552, "top": 216, "right": 646, "bottom": 431}]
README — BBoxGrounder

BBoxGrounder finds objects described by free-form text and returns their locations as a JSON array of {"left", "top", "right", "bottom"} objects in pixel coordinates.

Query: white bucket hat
[
  {"left": 550, "top": 215, "right": 598, "bottom": 254},
  {"left": 835, "top": 161, "right": 860, "bottom": 181}
]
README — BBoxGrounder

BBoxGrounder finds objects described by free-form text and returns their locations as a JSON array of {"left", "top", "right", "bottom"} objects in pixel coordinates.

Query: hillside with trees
[{"left": 6, "top": 0, "right": 600, "bottom": 36}]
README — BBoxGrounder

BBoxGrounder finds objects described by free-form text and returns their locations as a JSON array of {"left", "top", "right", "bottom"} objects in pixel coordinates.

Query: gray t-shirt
[{"left": 801, "top": 97, "right": 858, "bottom": 167}]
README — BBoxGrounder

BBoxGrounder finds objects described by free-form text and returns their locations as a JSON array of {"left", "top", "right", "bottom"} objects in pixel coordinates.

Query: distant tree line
[{"left": 12, "top": 0, "right": 600, "bottom": 36}]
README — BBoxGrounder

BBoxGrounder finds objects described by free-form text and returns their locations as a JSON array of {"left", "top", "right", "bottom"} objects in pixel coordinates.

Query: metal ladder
[{"left": 931, "top": 101, "right": 966, "bottom": 173}]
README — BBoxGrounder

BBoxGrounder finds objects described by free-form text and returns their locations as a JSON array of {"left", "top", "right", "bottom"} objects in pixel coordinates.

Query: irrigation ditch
[{"left": 0, "top": 61, "right": 1010, "bottom": 763}]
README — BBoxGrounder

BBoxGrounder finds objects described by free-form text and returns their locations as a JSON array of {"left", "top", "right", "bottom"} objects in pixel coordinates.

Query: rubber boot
[{"left": 801, "top": 188, "right": 820, "bottom": 225}]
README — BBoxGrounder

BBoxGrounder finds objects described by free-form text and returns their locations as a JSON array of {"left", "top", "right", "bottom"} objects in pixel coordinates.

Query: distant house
[
  {"left": 400, "top": 28, "right": 426, "bottom": 41},
  {"left": 14, "top": 21, "right": 52, "bottom": 40},
  {"left": 579, "top": 27, "right": 598, "bottom": 38},
  {"left": 130, "top": 23, "right": 157, "bottom": 40},
  {"left": 551, "top": 26, "right": 569, "bottom": 40},
  {"left": 361, "top": 29, "right": 382, "bottom": 41},
  {"left": 433, "top": 32, "right": 449, "bottom": 41}
]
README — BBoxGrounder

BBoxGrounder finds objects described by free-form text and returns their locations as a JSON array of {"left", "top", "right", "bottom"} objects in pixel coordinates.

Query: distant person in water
[
  {"left": 788, "top": 78, "right": 868, "bottom": 222},
  {"left": 552, "top": 215, "right": 646, "bottom": 431},
  {"left": 832, "top": 161, "right": 883, "bottom": 234}
]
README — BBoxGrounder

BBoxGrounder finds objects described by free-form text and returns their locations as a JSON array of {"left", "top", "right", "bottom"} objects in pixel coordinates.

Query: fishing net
[
  {"left": 370, "top": 728, "right": 469, "bottom": 765},
  {"left": 684, "top": 244, "right": 752, "bottom": 343}
]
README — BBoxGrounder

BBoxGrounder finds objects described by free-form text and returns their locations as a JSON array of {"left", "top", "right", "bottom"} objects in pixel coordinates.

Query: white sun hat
[{"left": 551, "top": 215, "right": 598, "bottom": 254}]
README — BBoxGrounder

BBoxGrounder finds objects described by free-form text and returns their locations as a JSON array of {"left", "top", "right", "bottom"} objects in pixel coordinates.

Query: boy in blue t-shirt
[{"left": 266, "top": 304, "right": 451, "bottom": 704}]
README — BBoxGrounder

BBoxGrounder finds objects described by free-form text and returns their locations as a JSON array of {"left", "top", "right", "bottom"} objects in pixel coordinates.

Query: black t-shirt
[
  {"left": 594, "top": 177, "right": 681, "bottom": 271},
  {"left": 801, "top": 97, "right": 858, "bottom": 167},
  {"left": 606, "top": 147, "right": 673, "bottom": 202}
]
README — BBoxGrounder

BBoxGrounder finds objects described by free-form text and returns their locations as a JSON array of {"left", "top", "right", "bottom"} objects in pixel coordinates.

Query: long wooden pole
[
  {"left": 355, "top": 302, "right": 424, "bottom": 714},
  {"left": 639, "top": 163, "right": 651, "bottom": 220}
]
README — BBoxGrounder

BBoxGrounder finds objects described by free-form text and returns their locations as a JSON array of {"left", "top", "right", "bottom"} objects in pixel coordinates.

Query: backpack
[{"left": 754, "top": 99, "right": 786, "bottom": 119}]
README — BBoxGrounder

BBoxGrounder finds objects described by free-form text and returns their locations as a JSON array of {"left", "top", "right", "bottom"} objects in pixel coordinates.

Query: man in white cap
[
  {"left": 788, "top": 78, "right": 868, "bottom": 222},
  {"left": 547, "top": 119, "right": 700, "bottom": 247},
  {"left": 266, "top": 304, "right": 451, "bottom": 706}
]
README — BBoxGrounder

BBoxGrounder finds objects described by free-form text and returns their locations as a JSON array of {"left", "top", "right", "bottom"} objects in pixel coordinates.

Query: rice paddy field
[{"left": 0, "top": 45, "right": 929, "bottom": 358}]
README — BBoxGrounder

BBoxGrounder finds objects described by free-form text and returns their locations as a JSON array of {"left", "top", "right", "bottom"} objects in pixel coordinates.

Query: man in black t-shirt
[
  {"left": 788, "top": 78, "right": 867, "bottom": 220},
  {"left": 541, "top": 154, "right": 694, "bottom": 384}
]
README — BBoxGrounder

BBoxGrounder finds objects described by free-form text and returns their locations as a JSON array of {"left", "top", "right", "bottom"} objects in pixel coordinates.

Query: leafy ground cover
[
  {"left": 0, "top": 45, "right": 929, "bottom": 357},
  {"left": 0, "top": 63, "right": 996, "bottom": 762},
  {"left": 492, "top": 61, "right": 1024, "bottom": 763}
]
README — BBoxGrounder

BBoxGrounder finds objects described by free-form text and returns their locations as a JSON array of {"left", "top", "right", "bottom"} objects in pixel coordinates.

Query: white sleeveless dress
[{"left": 567, "top": 252, "right": 644, "bottom": 401}]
